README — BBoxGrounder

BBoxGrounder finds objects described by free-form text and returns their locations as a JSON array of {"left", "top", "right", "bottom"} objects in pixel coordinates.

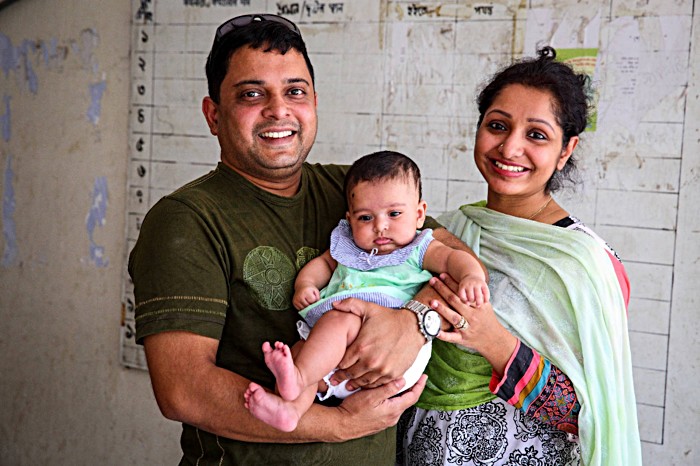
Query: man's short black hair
[{"left": 205, "top": 18, "right": 315, "bottom": 104}]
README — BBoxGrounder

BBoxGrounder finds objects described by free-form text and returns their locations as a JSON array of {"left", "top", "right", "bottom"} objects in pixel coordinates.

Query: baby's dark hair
[
  {"left": 344, "top": 151, "right": 422, "bottom": 201},
  {"left": 477, "top": 46, "right": 590, "bottom": 192}
]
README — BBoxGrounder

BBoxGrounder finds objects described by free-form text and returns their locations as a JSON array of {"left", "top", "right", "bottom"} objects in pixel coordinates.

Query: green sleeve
[{"left": 128, "top": 197, "right": 228, "bottom": 344}]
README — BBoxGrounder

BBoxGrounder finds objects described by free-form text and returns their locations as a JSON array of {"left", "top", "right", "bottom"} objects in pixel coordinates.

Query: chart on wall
[
  {"left": 122, "top": 0, "right": 691, "bottom": 447},
  {"left": 120, "top": 0, "right": 519, "bottom": 371}
]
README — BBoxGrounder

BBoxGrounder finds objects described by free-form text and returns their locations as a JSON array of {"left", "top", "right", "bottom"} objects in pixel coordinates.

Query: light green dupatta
[{"left": 419, "top": 202, "right": 641, "bottom": 466}]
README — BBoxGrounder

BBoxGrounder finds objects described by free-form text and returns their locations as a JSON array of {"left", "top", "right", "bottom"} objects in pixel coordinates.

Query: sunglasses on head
[{"left": 214, "top": 13, "right": 301, "bottom": 43}]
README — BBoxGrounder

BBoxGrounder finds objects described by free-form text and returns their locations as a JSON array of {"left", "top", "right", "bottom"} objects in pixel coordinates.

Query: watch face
[{"left": 423, "top": 310, "right": 441, "bottom": 336}]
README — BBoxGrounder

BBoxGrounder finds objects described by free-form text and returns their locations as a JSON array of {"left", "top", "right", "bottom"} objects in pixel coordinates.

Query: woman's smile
[{"left": 492, "top": 159, "right": 527, "bottom": 174}]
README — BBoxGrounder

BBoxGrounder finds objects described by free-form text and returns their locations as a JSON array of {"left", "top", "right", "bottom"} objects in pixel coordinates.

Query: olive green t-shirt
[{"left": 129, "top": 162, "right": 396, "bottom": 465}]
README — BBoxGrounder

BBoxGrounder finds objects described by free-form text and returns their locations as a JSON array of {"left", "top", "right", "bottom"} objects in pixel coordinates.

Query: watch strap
[{"left": 402, "top": 299, "right": 434, "bottom": 342}]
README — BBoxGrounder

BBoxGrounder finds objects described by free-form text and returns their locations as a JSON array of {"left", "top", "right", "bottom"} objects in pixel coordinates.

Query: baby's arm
[
  {"left": 293, "top": 250, "right": 338, "bottom": 310},
  {"left": 422, "top": 240, "right": 490, "bottom": 305}
]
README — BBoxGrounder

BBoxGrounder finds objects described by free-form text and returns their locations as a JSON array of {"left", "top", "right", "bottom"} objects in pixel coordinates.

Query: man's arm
[{"left": 144, "top": 330, "right": 425, "bottom": 443}]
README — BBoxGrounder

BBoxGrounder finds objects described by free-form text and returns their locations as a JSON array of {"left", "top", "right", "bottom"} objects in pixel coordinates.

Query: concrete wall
[{"left": 0, "top": 0, "right": 180, "bottom": 463}]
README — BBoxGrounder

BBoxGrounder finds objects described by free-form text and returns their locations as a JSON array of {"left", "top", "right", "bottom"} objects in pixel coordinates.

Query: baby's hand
[
  {"left": 457, "top": 276, "right": 490, "bottom": 306},
  {"left": 293, "top": 286, "right": 321, "bottom": 310}
]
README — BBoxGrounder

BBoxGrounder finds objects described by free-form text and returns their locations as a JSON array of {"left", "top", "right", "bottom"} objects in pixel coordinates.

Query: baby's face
[{"left": 346, "top": 179, "right": 427, "bottom": 255}]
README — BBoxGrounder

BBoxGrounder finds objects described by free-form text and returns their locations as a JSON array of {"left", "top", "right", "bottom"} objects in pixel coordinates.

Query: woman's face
[{"left": 474, "top": 84, "right": 577, "bottom": 199}]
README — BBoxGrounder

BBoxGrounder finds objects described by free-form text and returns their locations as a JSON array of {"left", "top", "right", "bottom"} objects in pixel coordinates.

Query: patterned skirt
[{"left": 396, "top": 398, "right": 580, "bottom": 466}]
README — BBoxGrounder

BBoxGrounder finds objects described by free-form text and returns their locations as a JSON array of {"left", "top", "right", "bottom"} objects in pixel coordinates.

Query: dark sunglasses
[{"left": 214, "top": 13, "right": 301, "bottom": 43}]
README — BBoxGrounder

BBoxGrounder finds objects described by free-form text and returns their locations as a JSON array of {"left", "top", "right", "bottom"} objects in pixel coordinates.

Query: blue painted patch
[
  {"left": 0, "top": 33, "right": 20, "bottom": 77},
  {"left": 0, "top": 94, "right": 10, "bottom": 142},
  {"left": 41, "top": 37, "right": 59, "bottom": 67},
  {"left": 87, "top": 80, "right": 106, "bottom": 125},
  {"left": 47, "top": 37, "right": 57, "bottom": 64},
  {"left": 0, "top": 34, "right": 39, "bottom": 93},
  {"left": 86, "top": 176, "right": 108, "bottom": 267},
  {"left": 2, "top": 155, "right": 18, "bottom": 267},
  {"left": 20, "top": 40, "right": 38, "bottom": 94}
]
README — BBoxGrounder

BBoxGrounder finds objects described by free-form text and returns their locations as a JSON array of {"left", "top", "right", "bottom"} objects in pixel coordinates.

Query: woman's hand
[{"left": 429, "top": 273, "right": 518, "bottom": 376}]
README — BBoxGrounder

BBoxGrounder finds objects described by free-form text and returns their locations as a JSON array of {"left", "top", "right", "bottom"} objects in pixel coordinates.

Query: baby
[{"left": 244, "top": 150, "right": 489, "bottom": 431}]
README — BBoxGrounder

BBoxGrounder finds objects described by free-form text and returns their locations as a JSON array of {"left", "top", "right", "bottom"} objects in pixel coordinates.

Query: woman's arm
[
  {"left": 497, "top": 245, "right": 630, "bottom": 434},
  {"left": 489, "top": 339, "right": 579, "bottom": 434},
  {"left": 429, "top": 274, "right": 581, "bottom": 434}
]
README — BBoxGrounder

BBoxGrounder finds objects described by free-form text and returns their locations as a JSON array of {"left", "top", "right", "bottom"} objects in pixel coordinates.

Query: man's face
[{"left": 203, "top": 45, "right": 317, "bottom": 186}]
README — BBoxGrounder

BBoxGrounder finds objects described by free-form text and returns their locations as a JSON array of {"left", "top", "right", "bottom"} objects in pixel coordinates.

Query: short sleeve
[{"left": 128, "top": 197, "right": 229, "bottom": 344}]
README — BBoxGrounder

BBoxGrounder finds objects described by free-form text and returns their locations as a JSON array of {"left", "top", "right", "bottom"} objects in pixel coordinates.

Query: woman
[{"left": 398, "top": 47, "right": 642, "bottom": 466}]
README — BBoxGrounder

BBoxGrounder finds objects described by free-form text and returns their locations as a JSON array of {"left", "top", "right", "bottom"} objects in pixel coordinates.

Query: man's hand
[
  {"left": 331, "top": 374, "right": 427, "bottom": 440},
  {"left": 144, "top": 330, "right": 420, "bottom": 444},
  {"left": 329, "top": 298, "right": 425, "bottom": 390}
]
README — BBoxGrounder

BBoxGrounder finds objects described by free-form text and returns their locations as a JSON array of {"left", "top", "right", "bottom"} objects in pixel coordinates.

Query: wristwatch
[{"left": 402, "top": 300, "right": 441, "bottom": 342}]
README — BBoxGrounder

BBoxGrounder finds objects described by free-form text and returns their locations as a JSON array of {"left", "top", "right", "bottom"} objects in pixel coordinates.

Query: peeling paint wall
[{"left": 0, "top": 0, "right": 180, "bottom": 464}]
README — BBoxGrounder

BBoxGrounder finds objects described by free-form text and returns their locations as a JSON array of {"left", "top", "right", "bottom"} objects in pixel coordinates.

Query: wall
[
  {"left": 0, "top": 0, "right": 698, "bottom": 465},
  {"left": 0, "top": 0, "right": 181, "bottom": 463}
]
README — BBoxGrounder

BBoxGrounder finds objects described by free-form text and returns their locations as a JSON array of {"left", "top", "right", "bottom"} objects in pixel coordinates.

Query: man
[{"left": 129, "top": 14, "right": 468, "bottom": 464}]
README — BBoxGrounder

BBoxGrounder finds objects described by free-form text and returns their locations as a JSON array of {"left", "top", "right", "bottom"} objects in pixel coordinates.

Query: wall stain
[
  {"left": 0, "top": 34, "right": 38, "bottom": 93},
  {"left": 86, "top": 176, "right": 108, "bottom": 267},
  {"left": 87, "top": 80, "right": 106, "bottom": 125},
  {"left": 2, "top": 154, "right": 18, "bottom": 267},
  {"left": 2, "top": 30, "right": 103, "bottom": 125},
  {"left": 0, "top": 94, "right": 10, "bottom": 142}
]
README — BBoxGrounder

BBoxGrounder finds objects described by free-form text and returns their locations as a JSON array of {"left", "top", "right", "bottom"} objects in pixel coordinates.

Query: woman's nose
[{"left": 498, "top": 136, "right": 524, "bottom": 158}]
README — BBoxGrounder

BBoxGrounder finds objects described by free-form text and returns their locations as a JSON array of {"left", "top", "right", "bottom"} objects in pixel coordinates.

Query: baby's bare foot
[
  {"left": 244, "top": 382, "right": 301, "bottom": 432},
  {"left": 262, "top": 341, "right": 303, "bottom": 400}
]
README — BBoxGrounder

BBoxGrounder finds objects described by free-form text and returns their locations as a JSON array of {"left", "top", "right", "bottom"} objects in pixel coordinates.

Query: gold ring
[{"left": 455, "top": 316, "right": 469, "bottom": 330}]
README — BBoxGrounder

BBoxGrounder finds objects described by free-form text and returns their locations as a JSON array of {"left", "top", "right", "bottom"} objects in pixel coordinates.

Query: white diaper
[
  {"left": 296, "top": 320, "right": 432, "bottom": 401},
  {"left": 317, "top": 368, "right": 360, "bottom": 401}
]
